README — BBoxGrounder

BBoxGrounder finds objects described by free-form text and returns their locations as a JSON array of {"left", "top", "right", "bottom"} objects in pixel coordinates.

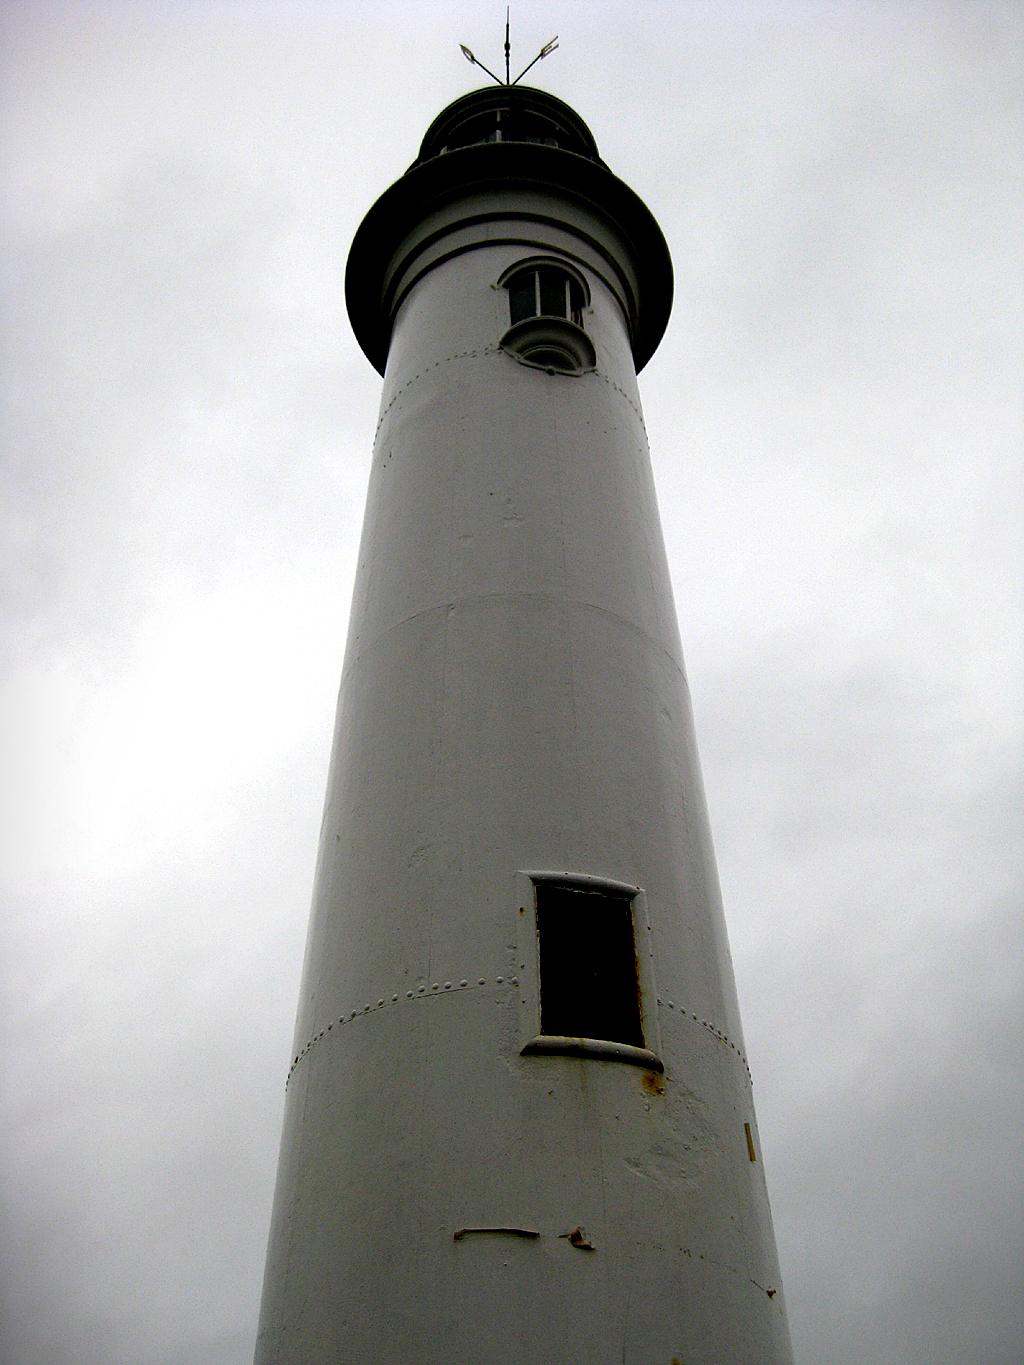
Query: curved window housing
[{"left": 499, "top": 260, "right": 595, "bottom": 376}]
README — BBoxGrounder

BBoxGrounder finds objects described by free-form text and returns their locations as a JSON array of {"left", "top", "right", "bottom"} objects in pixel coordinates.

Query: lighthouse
[{"left": 255, "top": 80, "right": 792, "bottom": 1364}]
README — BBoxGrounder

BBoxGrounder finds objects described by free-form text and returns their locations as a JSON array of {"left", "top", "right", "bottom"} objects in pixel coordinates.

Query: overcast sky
[{"left": 1, "top": 2, "right": 1022, "bottom": 1362}]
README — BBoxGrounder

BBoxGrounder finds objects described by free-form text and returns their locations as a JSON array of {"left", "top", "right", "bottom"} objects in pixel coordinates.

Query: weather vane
[{"left": 460, "top": 8, "right": 558, "bottom": 87}]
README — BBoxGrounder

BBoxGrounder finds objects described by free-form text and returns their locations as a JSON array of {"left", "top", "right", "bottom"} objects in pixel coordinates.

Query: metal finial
[
  {"left": 510, "top": 36, "right": 558, "bottom": 86},
  {"left": 459, "top": 43, "right": 504, "bottom": 87},
  {"left": 458, "top": 14, "right": 559, "bottom": 87}
]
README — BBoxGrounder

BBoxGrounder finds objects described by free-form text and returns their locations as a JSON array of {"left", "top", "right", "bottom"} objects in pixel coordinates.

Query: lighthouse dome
[{"left": 414, "top": 85, "right": 603, "bottom": 165}]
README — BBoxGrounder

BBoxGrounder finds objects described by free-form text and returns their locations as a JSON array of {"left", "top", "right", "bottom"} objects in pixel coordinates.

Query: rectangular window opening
[
  {"left": 535, "top": 881, "right": 645, "bottom": 1049},
  {"left": 538, "top": 268, "right": 568, "bottom": 320},
  {"left": 509, "top": 274, "right": 537, "bottom": 325}
]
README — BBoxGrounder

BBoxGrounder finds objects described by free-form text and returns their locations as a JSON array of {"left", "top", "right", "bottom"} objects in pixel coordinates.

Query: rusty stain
[
  {"left": 560, "top": 1226, "right": 595, "bottom": 1250},
  {"left": 642, "top": 1070, "right": 665, "bottom": 1096},
  {"left": 744, "top": 1121, "right": 757, "bottom": 1163},
  {"left": 453, "top": 1227, "right": 539, "bottom": 1241}
]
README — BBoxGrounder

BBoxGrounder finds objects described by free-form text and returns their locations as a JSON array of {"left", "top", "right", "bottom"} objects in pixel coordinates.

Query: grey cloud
[{"left": 2, "top": 3, "right": 1021, "bottom": 1362}]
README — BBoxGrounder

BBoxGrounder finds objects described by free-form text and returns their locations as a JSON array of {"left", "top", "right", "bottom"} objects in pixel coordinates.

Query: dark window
[
  {"left": 506, "top": 265, "right": 585, "bottom": 327},
  {"left": 509, "top": 273, "right": 538, "bottom": 326},
  {"left": 539, "top": 268, "right": 569, "bottom": 318},
  {"left": 439, "top": 107, "right": 575, "bottom": 155},
  {"left": 535, "top": 882, "right": 644, "bottom": 1048}
]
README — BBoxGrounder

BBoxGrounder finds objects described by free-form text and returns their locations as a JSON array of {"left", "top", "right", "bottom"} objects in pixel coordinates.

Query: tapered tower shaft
[{"left": 256, "top": 86, "right": 791, "bottom": 1364}]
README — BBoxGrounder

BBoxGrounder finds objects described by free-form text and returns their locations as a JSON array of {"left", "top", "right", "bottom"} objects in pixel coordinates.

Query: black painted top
[
  {"left": 346, "top": 86, "right": 673, "bottom": 376},
  {"left": 414, "top": 86, "right": 603, "bottom": 167}
]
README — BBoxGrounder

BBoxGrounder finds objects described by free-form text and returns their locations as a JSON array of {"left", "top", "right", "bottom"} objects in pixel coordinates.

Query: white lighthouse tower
[{"left": 255, "top": 81, "right": 792, "bottom": 1364}]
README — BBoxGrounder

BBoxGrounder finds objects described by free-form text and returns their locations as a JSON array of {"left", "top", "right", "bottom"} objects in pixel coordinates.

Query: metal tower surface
[{"left": 255, "top": 84, "right": 792, "bottom": 1364}]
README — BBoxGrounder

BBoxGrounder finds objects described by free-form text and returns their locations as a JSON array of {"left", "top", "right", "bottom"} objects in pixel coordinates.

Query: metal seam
[
  {"left": 285, "top": 981, "right": 752, "bottom": 1088},
  {"left": 285, "top": 975, "right": 517, "bottom": 1087},
  {"left": 373, "top": 351, "right": 644, "bottom": 440},
  {"left": 592, "top": 369, "right": 644, "bottom": 424},
  {"left": 374, "top": 347, "right": 502, "bottom": 437},
  {"left": 657, "top": 998, "right": 752, "bottom": 1080},
  {"left": 340, "top": 591, "right": 687, "bottom": 688}
]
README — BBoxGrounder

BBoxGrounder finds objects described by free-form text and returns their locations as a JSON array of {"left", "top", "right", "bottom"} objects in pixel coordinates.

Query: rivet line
[
  {"left": 656, "top": 998, "right": 751, "bottom": 1079},
  {"left": 286, "top": 975, "right": 519, "bottom": 1087},
  {"left": 374, "top": 348, "right": 502, "bottom": 438},
  {"left": 373, "top": 353, "right": 646, "bottom": 443},
  {"left": 592, "top": 370, "right": 645, "bottom": 425}
]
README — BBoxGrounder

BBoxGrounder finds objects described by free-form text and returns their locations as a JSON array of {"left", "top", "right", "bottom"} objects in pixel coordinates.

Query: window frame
[
  {"left": 499, "top": 256, "right": 590, "bottom": 327},
  {"left": 514, "top": 870, "right": 663, "bottom": 1070}
]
